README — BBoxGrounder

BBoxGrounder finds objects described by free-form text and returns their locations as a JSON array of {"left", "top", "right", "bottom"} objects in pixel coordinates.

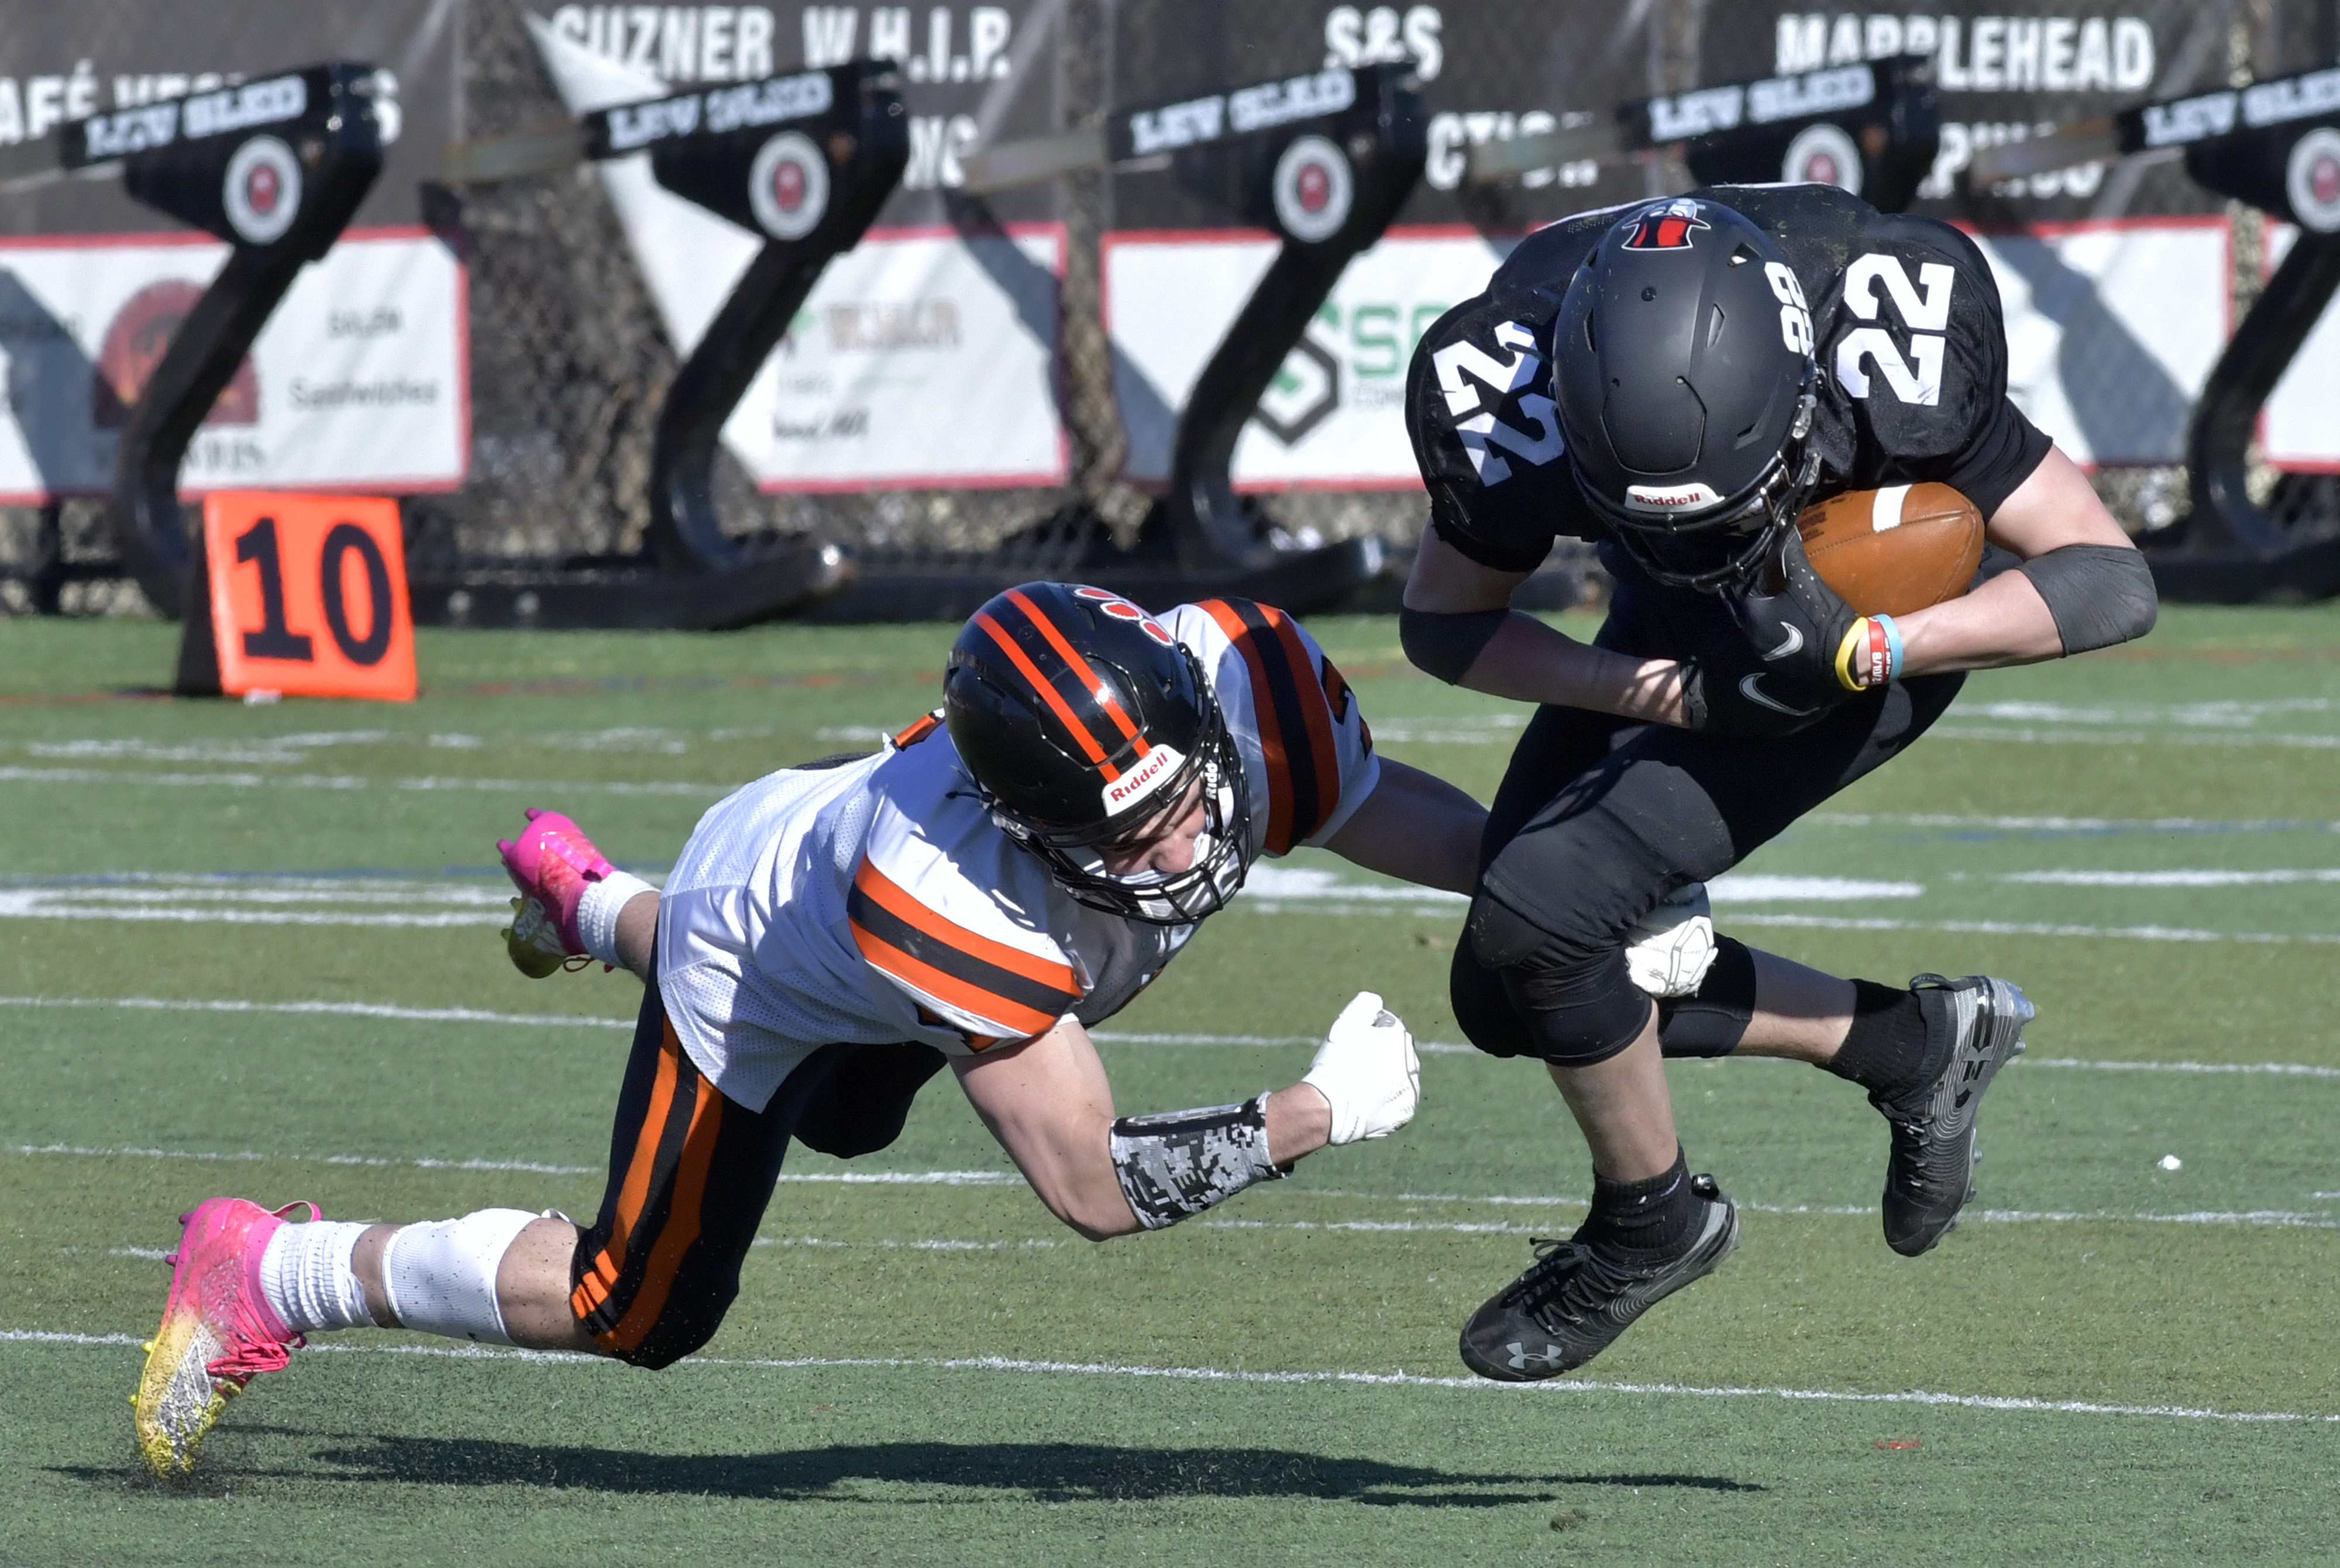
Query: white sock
[
  {"left": 259, "top": 1221, "right": 377, "bottom": 1334},
  {"left": 380, "top": 1209, "right": 539, "bottom": 1345},
  {"left": 576, "top": 871, "right": 655, "bottom": 967}
]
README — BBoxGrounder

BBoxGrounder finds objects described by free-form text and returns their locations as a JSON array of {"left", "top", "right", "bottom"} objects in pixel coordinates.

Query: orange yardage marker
[{"left": 195, "top": 492, "right": 415, "bottom": 701}]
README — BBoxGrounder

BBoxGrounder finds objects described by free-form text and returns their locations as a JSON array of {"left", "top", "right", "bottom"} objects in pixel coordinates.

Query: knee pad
[
  {"left": 1657, "top": 936, "right": 1757, "bottom": 1057},
  {"left": 1467, "top": 891, "right": 1652, "bottom": 1068},
  {"left": 1449, "top": 931, "right": 1536, "bottom": 1058}
]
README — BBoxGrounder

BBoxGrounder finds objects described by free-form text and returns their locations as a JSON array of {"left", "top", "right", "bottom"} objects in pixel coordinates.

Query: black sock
[
  {"left": 1828, "top": 981, "right": 1941, "bottom": 1100},
  {"left": 1583, "top": 1147, "right": 1695, "bottom": 1252}
]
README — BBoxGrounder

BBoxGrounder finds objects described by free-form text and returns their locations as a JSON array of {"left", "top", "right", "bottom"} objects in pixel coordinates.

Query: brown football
[{"left": 1795, "top": 482, "right": 1984, "bottom": 616}]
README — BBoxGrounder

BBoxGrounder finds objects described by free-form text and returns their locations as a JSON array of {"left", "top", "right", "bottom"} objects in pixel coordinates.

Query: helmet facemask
[{"left": 980, "top": 653, "right": 1253, "bottom": 926}]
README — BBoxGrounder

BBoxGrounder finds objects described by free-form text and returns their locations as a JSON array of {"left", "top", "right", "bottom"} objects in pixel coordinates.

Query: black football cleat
[
  {"left": 1874, "top": 973, "right": 2033, "bottom": 1257},
  {"left": 1457, "top": 1175, "right": 1740, "bottom": 1382}
]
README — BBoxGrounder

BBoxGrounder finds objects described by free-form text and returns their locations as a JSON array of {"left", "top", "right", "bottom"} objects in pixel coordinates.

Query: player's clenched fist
[{"left": 1302, "top": 991, "right": 1422, "bottom": 1145}]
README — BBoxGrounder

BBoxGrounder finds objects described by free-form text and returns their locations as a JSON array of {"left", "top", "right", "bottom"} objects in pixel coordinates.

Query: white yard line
[
  {"left": 0, "top": 766, "right": 723, "bottom": 797},
  {"left": 6, "top": 1329, "right": 2333, "bottom": 1425},
  {"left": 1726, "top": 912, "right": 2340, "bottom": 945},
  {"left": 1807, "top": 812, "right": 2340, "bottom": 833},
  {"left": 0, "top": 1142, "right": 1017, "bottom": 1185},
  {"left": 0, "top": 995, "right": 633, "bottom": 1030},
  {"left": 8, "top": 997, "right": 2334, "bottom": 1079}
]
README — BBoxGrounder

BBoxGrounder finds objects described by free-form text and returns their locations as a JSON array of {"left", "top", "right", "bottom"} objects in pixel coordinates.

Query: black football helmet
[
  {"left": 944, "top": 583, "right": 1251, "bottom": 925},
  {"left": 1551, "top": 197, "right": 1821, "bottom": 591}
]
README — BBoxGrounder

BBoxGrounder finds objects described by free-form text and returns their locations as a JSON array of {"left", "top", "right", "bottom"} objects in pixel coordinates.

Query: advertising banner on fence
[
  {"left": 1109, "top": 216, "right": 2228, "bottom": 487},
  {"left": 0, "top": 229, "right": 467, "bottom": 502},
  {"left": 1107, "top": 226, "right": 1510, "bottom": 490},
  {"left": 2262, "top": 223, "right": 2340, "bottom": 471},
  {"left": 535, "top": 1, "right": 1065, "bottom": 226},
  {"left": 531, "top": 16, "right": 1067, "bottom": 490},
  {"left": 0, "top": 0, "right": 459, "bottom": 234},
  {"left": 1967, "top": 217, "right": 2229, "bottom": 468},
  {"left": 728, "top": 226, "right": 1066, "bottom": 488}
]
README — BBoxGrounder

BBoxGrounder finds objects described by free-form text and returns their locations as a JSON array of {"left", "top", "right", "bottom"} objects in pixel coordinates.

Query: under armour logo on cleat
[{"left": 1506, "top": 1341, "right": 1567, "bottom": 1371}]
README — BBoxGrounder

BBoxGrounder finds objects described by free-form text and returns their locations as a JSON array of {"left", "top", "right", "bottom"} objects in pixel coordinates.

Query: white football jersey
[{"left": 655, "top": 597, "right": 1381, "bottom": 1110}]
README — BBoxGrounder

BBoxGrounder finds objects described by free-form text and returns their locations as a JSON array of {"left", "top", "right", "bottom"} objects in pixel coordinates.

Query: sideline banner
[
  {"left": 1968, "top": 216, "right": 2229, "bottom": 467},
  {"left": 0, "top": 229, "right": 468, "bottom": 502},
  {"left": 1107, "top": 226, "right": 1511, "bottom": 490},
  {"left": 529, "top": 15, "right": 1068, "bottom": 490},
  {"left": 731, "top": 225, "right": 1066, "bottom": 489},
  {"left": 2262, "top": 223, "right": 2340, "bottom": 471},
  {"left": 0, "top": 0, "right": 459, "bottom": 235}
]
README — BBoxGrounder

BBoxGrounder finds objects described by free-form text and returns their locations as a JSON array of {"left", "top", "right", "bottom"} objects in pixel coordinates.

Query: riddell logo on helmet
[
  {"left": 1622, "top": 199, "right": 1709, "bottom": 250},
  {"left": 1625, "top": 482, "right": 1725, "bottom": 513},
  {"left": 1102, "top": 743, "right": 1185, "bottom": 815}
]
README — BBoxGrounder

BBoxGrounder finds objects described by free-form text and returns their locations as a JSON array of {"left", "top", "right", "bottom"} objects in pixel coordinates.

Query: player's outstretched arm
[
  {"left": 954, "top": 993, "right": 1420, "bottom": 1240},
  {"left": 1321, "top": 758, "right": 1486, "bottom": 895},
  {"left": 1400, "top": 530, "right": 1690, "bottom": 723},
  {"left": 1892, "top": 444, "right": 2156, "bottom": 676},
  {"left": 497, "top": 808, "right": 659, "bottom": 981}
]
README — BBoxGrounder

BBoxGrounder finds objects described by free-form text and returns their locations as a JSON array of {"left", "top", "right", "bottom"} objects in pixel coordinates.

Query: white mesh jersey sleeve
[
  {"left": 846, "top": 733, "right": 1088, "bottom": 1050},
  {"left": 1159, "top": 598, "right": 1381, "bottom": 857}
]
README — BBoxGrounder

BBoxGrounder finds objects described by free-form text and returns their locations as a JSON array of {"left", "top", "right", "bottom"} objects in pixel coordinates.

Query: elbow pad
[
  {"left": 2019, "top": 544, "right": 2158, "bottom": 654},
  {"left": 1398, "top": 605, "right": 1510, "bottom": 685}
]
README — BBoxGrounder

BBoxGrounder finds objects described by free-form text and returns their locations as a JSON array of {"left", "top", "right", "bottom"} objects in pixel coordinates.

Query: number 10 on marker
[{"left": 199, "top": 492, "right": 417, "bottom": 701}]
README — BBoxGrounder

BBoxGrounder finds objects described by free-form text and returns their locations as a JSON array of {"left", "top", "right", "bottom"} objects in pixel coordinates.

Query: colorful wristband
[{"left": 1833, "top": 616, "right": 1905, "bottom": 692}]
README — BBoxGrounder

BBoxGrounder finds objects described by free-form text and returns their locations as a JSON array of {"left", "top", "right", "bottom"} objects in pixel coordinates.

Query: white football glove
[
  {"left": 1302, "top": 991, "right": 1421, "bottom": 1146},
  {"left": 1625, "top": 883, "right": 1717, "bottom": 999}
]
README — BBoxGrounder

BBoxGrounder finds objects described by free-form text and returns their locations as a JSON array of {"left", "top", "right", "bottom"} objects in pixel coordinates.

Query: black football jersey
[{"left": 1406, "top": 184, "right": 2053, "bottom": 575}]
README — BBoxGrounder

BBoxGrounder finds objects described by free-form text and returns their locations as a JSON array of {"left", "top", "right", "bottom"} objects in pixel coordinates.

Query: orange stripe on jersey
[
  {"left": 974, "top": 609, "right": 1114, "bottom": 776},
  {"left": 1197, "top": 598, "right": 1343, "bottom": 853},
  {"left": 603, "top": 1072, "right": 723, "bottom": 1353},
  {"left": 1006, "top": 587, "right": 1148, "bottom": 754},
  {"left": 854, "top": 925, "right": 1063, "bottom": 1039},
  {"left": 571, "top": 1018, "right": 683, "bottom": 1319},
  {"left": 849, "top": 859, "right": 1079, "bottom": 1039}
]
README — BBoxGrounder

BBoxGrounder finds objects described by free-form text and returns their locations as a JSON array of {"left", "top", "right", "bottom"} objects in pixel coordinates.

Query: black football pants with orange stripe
[
  {"left": 569, "top": 979, "right": 947, "bottom": 1369},
  {"left": 1450, "top": 559, "right": 1964, "bottom": 1069}
]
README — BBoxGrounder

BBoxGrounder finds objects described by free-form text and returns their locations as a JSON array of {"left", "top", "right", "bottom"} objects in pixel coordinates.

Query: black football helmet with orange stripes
[{"left": 944, "top": 583, "right": 1251, "bottom": 925}]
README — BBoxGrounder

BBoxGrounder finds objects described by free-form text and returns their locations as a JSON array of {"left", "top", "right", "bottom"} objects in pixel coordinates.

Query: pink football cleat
[
  {"left": 497, "top": 808, "right": 615, "bottom": 977},
  {"left": 133, "top": 1198, "right": 315, "bottom": 1477}
]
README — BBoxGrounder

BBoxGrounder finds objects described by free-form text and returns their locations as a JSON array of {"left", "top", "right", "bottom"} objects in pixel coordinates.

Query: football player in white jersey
[{"left": 130, "top": 583, "right": 1488, "bottom": 1476}]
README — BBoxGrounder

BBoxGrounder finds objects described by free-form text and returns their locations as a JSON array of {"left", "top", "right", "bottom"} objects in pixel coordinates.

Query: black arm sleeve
[
  {"left": 2020, "top": 543, "right": 2159, "bottom": 653},
  {"left": 1398, "top": 605, "right": 1512, "bottom": 684}
]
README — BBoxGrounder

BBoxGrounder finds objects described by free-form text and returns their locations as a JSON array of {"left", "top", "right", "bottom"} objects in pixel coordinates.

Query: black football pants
[
  {"left": 568, "top": 976, "right": 948, "bottom": 1369},
  {"left": 1451, "top": 577, "right": 1963, "bottom": 1067}
]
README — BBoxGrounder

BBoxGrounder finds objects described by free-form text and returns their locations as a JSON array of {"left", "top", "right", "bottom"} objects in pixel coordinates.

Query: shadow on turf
[{"left": 191, "top": 1436, "right": 1768, "bottom": 1504}]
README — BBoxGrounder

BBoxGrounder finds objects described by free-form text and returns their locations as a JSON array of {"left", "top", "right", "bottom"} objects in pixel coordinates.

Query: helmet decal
[
  {"left": 1625, "top": 481, "right": 1726, "bottom": 515},
  {"left": 1073, "top": 585, "right": 1175, "bottom": 646},
  {"left": 1101, "top": 741, "right": 1185, "bottom": 816},
  {"left": 1620, "top": 198, "right": 1709, "bottom": 251}
]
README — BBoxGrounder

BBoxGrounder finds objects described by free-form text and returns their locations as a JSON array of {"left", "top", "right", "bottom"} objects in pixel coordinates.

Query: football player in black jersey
[{"left": 1399, "top": 187, "right": 2157, "bottom": 1382}]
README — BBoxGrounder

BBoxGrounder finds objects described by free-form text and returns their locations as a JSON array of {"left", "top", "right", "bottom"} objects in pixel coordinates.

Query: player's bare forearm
[
  {"left": 1322, "top": 759, "right": 1487, "bottom": 894},
  {"left": 1899, "top": 446, "right": 2143, "bottom": 676},
  {"left": 613, "top": 891, "right": 659, "bottom": 981},
  {"left": 954, "top": 1016, "right": 1333, "bottom": 1241},
  {"left": 1403, "top": 530, "right": 1688, "bottom": 723}
]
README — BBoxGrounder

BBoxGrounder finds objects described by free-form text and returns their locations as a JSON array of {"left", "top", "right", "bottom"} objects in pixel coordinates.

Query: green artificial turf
[{"left": 2, "top": 605, "right": 2338, "bottom": 1563}]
